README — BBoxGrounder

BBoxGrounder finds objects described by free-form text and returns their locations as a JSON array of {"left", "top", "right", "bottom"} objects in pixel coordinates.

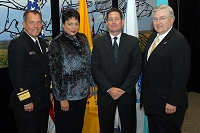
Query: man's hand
[
  {"left": 60, "top": 100, "right": 69, "bottom": 111},
  {"left": 24, "top": 102, "right": 34, "bottom": 112},
  {"left": 50, "top": 93, "right": 53, "bottom": 101},
  {"left": 165, "top": 103, "right": 177, "bottom": 114},
  {"left": 108, "top": 87, "right": 125, "bottom": 100}
]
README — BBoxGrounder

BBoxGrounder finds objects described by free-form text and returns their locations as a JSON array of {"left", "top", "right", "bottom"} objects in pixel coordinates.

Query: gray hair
[{"left": 152, "top": 4, "right": 175, "bottom": 20}]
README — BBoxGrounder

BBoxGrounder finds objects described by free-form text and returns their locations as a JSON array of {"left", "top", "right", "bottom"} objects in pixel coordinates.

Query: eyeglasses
[
  {"left": 28, "top": 21, "right": 43, "bottom": 26},
  {"left": 153, "top": 17, "right": 170, "bottom": 22}
]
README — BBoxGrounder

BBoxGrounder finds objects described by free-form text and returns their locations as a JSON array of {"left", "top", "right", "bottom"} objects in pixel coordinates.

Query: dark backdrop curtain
[
  {"left": 0, "top": 68, "right": 17, "bottom": 132},
  {"left": 168, "top": 0, "right": 178, "bottom": 30},
  {"left": 169, "top": 0, "right": 200, "bottom": 93}
]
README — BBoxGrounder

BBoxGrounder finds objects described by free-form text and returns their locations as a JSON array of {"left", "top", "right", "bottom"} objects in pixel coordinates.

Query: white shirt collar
[
  {"left": 110, "top": 33, "right": 122, "bottom": 46},
  {"left": 157, "top": 26, "right": 173, "bottom": 43},
  {"left": 24, "top": 30, "right": 38, "bottom": 42}
]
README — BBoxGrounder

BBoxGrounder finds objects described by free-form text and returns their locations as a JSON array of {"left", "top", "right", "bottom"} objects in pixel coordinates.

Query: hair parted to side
[
  {"left": 106, "top": 8, "right": 124, "bottom": 21},
  {"left": 23, "top": 10, "right": 42, "bottom": 22},
  {"left": 152, "top": 4, "right": 175, "bottom": 20},
  {"left": 62, "top": 8, "right": 80, "bottom": 24}
]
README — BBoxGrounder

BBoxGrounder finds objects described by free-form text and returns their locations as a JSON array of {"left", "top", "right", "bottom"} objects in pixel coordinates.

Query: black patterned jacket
[{"left": 49, "top": 31, "right": 95, "bottom": 101}]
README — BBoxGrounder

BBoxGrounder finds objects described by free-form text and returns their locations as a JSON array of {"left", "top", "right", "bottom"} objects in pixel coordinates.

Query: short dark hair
[
  {"left": 106, "top": 8, "right": 124, "bottom": 21},
  {"left": 62, "top": 8, "right": 80, "bottom": 24},
  {"left": 23, "top": 10, "right": 42, "bottom": 22}
]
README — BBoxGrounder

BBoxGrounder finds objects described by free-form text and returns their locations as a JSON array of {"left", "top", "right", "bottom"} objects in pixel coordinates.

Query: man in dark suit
[
  {"left": 142, "top": 5, "right": 191, "bottom": 133},
  {"left": 8, "top": 10, "right": 52, "bottom": 133},
  {"left": 91, "top": 8, "right": 142, "bottom": 133}
]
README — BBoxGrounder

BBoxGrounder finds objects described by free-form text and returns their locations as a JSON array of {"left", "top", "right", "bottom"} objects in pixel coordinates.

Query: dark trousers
[
  {"left": 54, "top": 98, "right": 87, "bottom": 133},
  {"left": 98, "top": 93, "right": 136, "bottom": 133},
  {"left": 14, "top": 109, "right": 49, "bottom": 133},
  {"left": 147, "top": 111, "right": 185, "bottom": 133}
]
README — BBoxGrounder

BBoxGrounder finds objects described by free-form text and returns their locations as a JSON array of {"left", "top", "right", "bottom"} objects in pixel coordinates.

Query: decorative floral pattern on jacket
[{"left": 49, "top": 31, "right": 95, "bottom": 101}]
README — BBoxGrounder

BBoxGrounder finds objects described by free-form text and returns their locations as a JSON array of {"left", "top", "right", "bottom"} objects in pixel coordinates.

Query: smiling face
[
  {"left": 106, "top": 11, "right": 124, "bottom": 36},
  {"left": 62, "top": 17, "right": 79, "bottom": 38},
  {"left": 153, "top": 9, "right": 174, "bottom": 35},
  {"left": 23, "top": 12, "right": 43, "bottom": 39}
]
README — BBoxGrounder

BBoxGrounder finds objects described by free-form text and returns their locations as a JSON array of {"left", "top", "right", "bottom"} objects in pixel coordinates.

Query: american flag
[
  {"left": 28, "top": 0, "right": 40, "bottom": 11},
  {"left": 27, "top": 1, "right": 55, "bottom": 133},
  {"left": 27, "top": 0, "right": 45, "bottom": 38}
]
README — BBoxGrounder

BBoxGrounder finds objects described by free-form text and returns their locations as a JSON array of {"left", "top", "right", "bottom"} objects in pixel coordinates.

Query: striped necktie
[
  {"left": 150, "top": 35, "right": 160, "bottom": 55},
  {"left": 113, "top": 37, "right": 118, "bottom": 63}
]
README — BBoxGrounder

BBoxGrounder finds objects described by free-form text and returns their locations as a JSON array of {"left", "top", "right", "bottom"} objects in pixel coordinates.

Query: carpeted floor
[
  {"left": 181, "top": 92, "right": 200, "bottom": 133},
  {"left": 115, "top": 92, "right": 200, "bottom": 133}
]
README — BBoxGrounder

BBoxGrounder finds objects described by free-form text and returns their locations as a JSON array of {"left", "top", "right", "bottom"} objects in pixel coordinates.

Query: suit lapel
[
  {"left": 104, "top": 34, "right": 116, "bottom": 65},
  {"left": 38, "top": 38, "right": 48, "bottom": 65},
  {"left": 22, "top": 32, "right": 43, "bottom": 64},
  {"left": 143, "top": 33, "right": 156, "bottom": 68},
  {"left": 117, "top": 33, "right": 128, "bottom": 65},
  {"left": 144, "top": 28, "right": 175, "bottom": 67},
  {"left": 145, "top": 34, "right": 157, "bottom": 56},
  {"left": 38, "top": 38, "right": 46, "bottom": 54},
  {"left": 103, "top": 33, "right": 129, "bottom": 66}
]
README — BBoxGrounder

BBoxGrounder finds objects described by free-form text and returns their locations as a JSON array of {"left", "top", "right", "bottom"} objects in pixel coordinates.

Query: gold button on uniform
[
  {"left": 20, "top": 88, "right": 24, "bottom": 91},
  {"left": 44, "top": 74, "right": 47, "bottom": 77}
]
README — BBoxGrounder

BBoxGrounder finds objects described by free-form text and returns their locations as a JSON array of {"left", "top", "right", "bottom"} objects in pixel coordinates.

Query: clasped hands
[
  {"left": 108, "top": 87, "right": 125, "bottom": 100},
  {"left": 165, "top": 103, "right": 177, "bottom": 114},
  {"left": 60, "top": 87, "right": 95, "bottom": 112}
]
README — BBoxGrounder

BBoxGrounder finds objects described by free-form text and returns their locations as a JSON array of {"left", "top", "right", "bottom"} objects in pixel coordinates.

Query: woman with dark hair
[{"left": 48, "top": 8, "right": 95, "bottom": 133}]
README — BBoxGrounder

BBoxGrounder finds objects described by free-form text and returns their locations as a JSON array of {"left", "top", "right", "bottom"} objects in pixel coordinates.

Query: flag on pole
[
  {"left": 124, "top": 0, "right": 138, "bottom": 38},
  {"left": 135, "top": 75, "right": 146, "bottom": 133},
  {"left": 48, "top": 101, "right": 56, "bottom": 133},
  {"left": 27, "top": 1, "right": 55, "bottom": 132},
  {"left": 115, "top": 0, "right": 140, "bottom": 131},
  {"left": 123, "top": 1, "right": 148, "bottom": 133},
  {"left": 78, "top": 0, "right": 100, "bottom": 133},
  {"left": 156, "top": 0, "right": 169, "bottom": 6},
  {"left": 27, "top": 0, "right": 45, "bottom": 38},
  {"left": 28, "top": 0, "right": 40, "bottom": 11},
  {"left": 78, "top": 0, "right": 93, "bottom": 50},
  {"left": 82, "top": 88, "right": 100, "bottom": 133}
]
